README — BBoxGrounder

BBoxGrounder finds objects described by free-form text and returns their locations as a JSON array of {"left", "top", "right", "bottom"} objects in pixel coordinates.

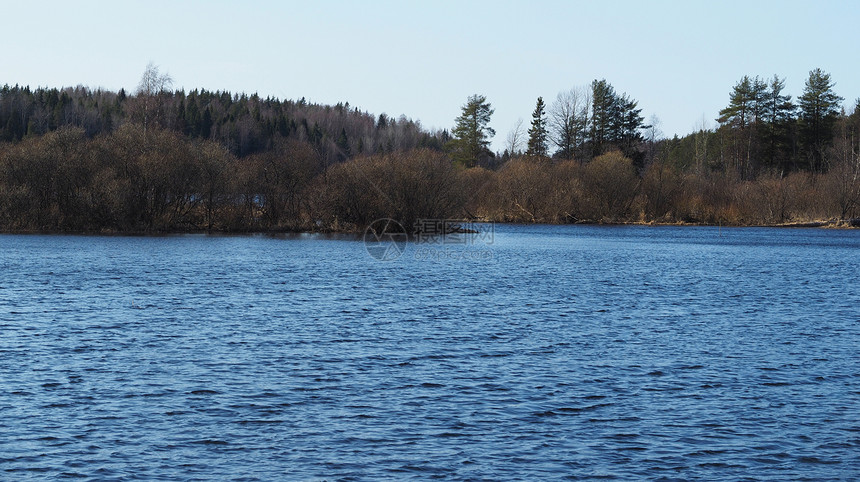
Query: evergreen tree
[
  {"left": 175, "top": 95, "right": 187, "bottom": 135},
  {"left": 275, "top": 114, "right": 289, "bottom": 137},
  {"left": 336, "top": 127, "right": 351, "bottom": 159},
  {"left": 616, "top": 93, "right": 645, "bottom": 165},
  {"left": 798, "top": 68, "right": 843, "bottom": 171},
  {"left": 200, "top": 107, "right": 213, "bottom": 139},
  {"left": 589, "top": 80, "right": 645, "bottom": 162},
  {"left": 761, "top": 75, "right": 796, "bottom": 171},
  {"left": 185, "top": 93, "right": 200, "bottom": 137},
  {"left": 718, "top": 76, "right": 754, "bottom": 129},
  {"left": 718, "top": 75, "right": 768, "bottom": 177},
  {"left": 3, "top": 113, "right": 24, "bottom": 141},
  {"left": 448, "top": 94, "right": 495, "bottom": 167},
  {"left": 526, "top": 96, "right": 548, "bottom": 158},
  {"left": 376, "top": 113, "right": 388, "bottom": 130},
  {"left": 590, "top": 79, "right": 615, "bottom": 157}
]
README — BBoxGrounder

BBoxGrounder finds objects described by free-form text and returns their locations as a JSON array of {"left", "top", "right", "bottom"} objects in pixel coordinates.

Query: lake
[{"left": 1, "top": 225, "right": 858, "bottom": 480}]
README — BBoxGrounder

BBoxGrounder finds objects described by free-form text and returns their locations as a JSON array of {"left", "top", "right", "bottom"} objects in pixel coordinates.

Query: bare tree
[
  {"left": 644, "top": 114, "right": 663, "bottom": 166},
  {"left": 550, "top": 86, "right": 590, "bottom": 161},
  {"left": 694, "top": 114, "right": 710, "bottom": 175},
  {"left": 646, "top": 114, "right": 663, "bottom": 144},
  {"left": 137, "top": 62, "right": 173, "bottom": 96},
  {"left": 826, "top": 116, "right": 860, "bottom": 219},
  {"left": 135, "top": 62, "right": 174, "bottom": 134},
  {"left": 505, "top": 118, "right": 525, "bottom": 158}
]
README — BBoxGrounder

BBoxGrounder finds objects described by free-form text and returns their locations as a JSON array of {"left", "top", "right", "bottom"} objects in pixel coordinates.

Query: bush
[
  {"left": 493, "top": 157, "right": 553, "bottom": 222},
  {"left": 581, "top": 151, "right": 639, "bottom": 222},
  {"left": 639, "top": 159, "right": 683, "bottom": 222},
  {"left": 317, "top": 149, "right": 466, "bottom": 232},
  {"left": 460, "top": 166, "right": 497, "bottom": 220}
]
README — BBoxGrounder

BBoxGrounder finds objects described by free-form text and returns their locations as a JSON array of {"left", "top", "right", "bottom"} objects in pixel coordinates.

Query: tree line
[
  {"left": 0, "top": 65, "right": 440, "bottom": 163},
  {"left": 529, "top": 81, "right": 645, "bottom": 162},
  {"left": 0, "top": 66, "right": 857, "bottom": 233},
  {"left": 714, "top": 68, "right": 846, "bottom": 177}
]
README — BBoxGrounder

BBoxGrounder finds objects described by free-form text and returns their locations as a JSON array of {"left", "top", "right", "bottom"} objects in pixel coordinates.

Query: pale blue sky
[{"left": 4, "top": 0, "right": 859, "bottom": 151}]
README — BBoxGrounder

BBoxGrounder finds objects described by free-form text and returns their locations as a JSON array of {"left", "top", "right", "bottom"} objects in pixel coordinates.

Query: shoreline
[{"left": 1, "top": 218, "right": 858, "bottom": 236}]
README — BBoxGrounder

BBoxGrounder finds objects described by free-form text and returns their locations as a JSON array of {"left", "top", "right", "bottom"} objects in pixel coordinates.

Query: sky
[{"left": 4, "top": 0, "right": 860, "bottom": 151}]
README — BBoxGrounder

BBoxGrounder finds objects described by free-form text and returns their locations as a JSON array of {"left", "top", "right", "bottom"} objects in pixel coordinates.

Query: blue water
[{"left": 1, "top": 225, "right": 858, "bottom": 480}]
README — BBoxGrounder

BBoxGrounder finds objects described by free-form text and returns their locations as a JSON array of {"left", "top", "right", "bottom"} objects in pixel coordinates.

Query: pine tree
[
  {"left": 336, "top": 127, "right": 351, "bottom": 159},
  {"left": 448, "top": 94, "right": 495, "bottom": 167},
  {"left": 588, "top": 80, "right": 645, "bottom": 162},
  {"left": 616, "top": 93, "right": 645, "bottom": 165},
  {"left": 526, "top": 97, "right": 548, "bottom": 158},
  {"left": 718, "top": 75, "right": 768, "bottom": 177},
  {"left": 200, "top": 107, "right": 213, "bottom": 139},
  {"left": 718, "top": 76, "right": 754, "bottom": 129},
  {"left": 590, "top": 79, "right": 616, "bottom": 157},
  {"left": 185, "top": 95, "right": 200, "bottom": 137},
  {"left": 799, "top": 68, "right": 843, "bottom": 171},
  {"left": 761, "top": 75, "right": 795, "bottom": 170}
]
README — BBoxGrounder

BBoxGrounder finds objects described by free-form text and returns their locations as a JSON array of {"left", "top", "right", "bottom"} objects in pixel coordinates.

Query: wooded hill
[{"left": 0, "top": 82, "right": 441, "bottom": 161}]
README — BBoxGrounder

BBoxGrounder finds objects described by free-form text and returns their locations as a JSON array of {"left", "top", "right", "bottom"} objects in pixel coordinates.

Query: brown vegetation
[
  {"left": 0, "top": 126, "right": 858, "bottom": 233},
  {"left": 319, "top": 149, "right": 465, "bottom": 232}
]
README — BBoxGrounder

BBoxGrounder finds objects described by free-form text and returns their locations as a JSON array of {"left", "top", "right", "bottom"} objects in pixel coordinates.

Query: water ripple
[{"left": 1, "top": 227, "right": 858, "bottom": 479}]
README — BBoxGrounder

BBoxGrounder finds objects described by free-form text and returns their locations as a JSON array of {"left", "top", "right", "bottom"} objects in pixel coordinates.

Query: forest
[{"left": 0, "top": 65, "right": 858, "bottom": 233}]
